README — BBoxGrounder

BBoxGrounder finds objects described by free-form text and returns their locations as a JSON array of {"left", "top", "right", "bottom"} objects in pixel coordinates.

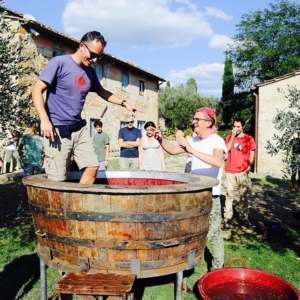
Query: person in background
[
  {"left": 139, "top": 121, "right": 167, "bottom": 171},
  {"left": 19, "top": 125, "right": 44, "bottom": 176},
  {"left": 32, "top": 30, "right": 141, "bottom": 184},
  {"left": 4, "top": 129, "right": 23, "bottom": 173},
  {"left": 288, "top": 132, "right": 300, "bottom": 192},
  {"left": 152, "top": 107, "right": 227, "bottom": 271},
  {"left": 118, "top": 114, "right": 141, "bottom": 170},
  {"left": 93, "top": 120, "right": 110, "bottom": 171},
  {"left": 16, "top": 125, "right": 44, "bottom": 214},
  {"left": 223, "top": 118, "right": 256, "bottom": 227}
]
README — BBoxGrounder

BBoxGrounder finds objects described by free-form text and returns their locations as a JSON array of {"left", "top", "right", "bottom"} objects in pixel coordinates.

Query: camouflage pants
[
  {"left": 224, "top": 171, "right": 250, "bottom": 220},
  {"left": 207, "top": 196, "right": 224, "bottom": 270}
]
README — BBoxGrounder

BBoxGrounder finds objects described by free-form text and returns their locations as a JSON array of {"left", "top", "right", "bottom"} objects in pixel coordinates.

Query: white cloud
[
  {"left": 62, "top": 0, "right": 213, "bottom": 49},
  {"left": 204, "top": 7, "right": 233, "bottom": 21},
  {"left": 166, "top": 62, "right": 224, "bottom": 97},
  {"left": 209, "top": 34, "right": 232, "bottom": 51}
]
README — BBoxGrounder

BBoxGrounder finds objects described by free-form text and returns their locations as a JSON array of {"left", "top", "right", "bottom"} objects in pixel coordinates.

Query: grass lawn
[{"left": 0, "top": 156, "right": 299, "bottom": 299}]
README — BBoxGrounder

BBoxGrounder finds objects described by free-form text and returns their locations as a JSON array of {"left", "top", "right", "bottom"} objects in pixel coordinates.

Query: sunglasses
[
  {"left": 83, "top": 43, "right": 103, "bottom": 60},
  {"left": 126, "top": 121, "right": 134, "bottom": 124}
]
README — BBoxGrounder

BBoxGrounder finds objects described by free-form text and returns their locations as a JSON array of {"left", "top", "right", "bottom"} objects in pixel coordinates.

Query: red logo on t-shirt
[
  {"left": 77, "top": 76, "right": 86, "bottom": 85},
  {"left": 74, "top": 76, "right": 87, "bottom": 86}
]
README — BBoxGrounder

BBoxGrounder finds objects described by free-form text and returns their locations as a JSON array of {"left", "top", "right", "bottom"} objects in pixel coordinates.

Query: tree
[
  {"left": 219, "top": 54, "right": 234, "bottom": 128},
  {"left": 186, "top": 78, "right": 198, "bottom": 93},
  {"left": 159, "top": 79, "right": 219, "bottom": 132},
  {"left": 228, "top": 0, "right": 300, "bottom": 92},
  {"left": 0, "top": 3, "right": 39, "bottom": 136},
  {"left": 265, "top": 86, "right": 300, "bottom": 178}
]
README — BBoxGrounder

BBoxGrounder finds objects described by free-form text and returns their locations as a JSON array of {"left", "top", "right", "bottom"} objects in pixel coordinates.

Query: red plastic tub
[{"left": 198, "top": 257, "right": 300, "bottom": 300}]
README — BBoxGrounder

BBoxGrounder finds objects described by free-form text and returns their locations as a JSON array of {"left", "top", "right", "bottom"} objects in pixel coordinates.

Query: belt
[
  {"left": 55, "top": 119, "right": 87, "bottom": 137},
  {"left": 212, "top": 195, "right": 219, "bottom": 198}
]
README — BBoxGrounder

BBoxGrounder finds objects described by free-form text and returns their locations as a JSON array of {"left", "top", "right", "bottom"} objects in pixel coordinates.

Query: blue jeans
[{"left": 23, "top": 164, "right": 42, "bottom": 177}]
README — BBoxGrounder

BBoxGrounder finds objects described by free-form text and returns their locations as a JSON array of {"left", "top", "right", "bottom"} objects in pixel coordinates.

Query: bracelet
[{"left": 121, "top": 100, "right": 127, "bottom": 107}]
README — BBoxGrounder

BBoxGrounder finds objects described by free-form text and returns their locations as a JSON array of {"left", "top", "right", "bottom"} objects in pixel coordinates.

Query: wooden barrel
[{"left": 23, "top": 171, "right": 218, "bottom": 278}]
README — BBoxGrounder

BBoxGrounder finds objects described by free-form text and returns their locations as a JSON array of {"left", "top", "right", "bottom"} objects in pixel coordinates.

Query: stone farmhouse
[
  {"left": 251, "top": 71, "right": 300, "bottom": 177},
  {"left": 2, "top": 8, "right": 165, "bottom": 156}
]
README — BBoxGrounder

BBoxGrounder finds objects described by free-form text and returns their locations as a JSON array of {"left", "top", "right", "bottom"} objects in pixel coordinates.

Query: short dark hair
[
  {"left": 144, "top": 121, "right": 156, "bottom": 129},
  {"left": 80, "top": 31, "right": 107, "bottom": 48},
  {"left": 233, "top": 118, "right": 245, "bottom": 127},
  {"left": 94, "top": 120, "right": 103, "bottom": 127}
]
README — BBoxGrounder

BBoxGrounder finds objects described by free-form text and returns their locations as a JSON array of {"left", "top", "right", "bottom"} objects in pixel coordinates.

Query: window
[
  {"left": 121, "top": 73, "right": 129, "bottom": 92},
  {"left": 139, "top": 80, "right": 145, "bottom": 96},
  {"left": 93, "top": 65, "right": 103, "bottom": 82},
  {"left": 90, "top": 119, "right": 98, "bottom": 139},
  {"left": 53, "top": 48, "right": 65, "bottom": 57},
  {"left": 120, "top": 121, "right": 126, "bottom": 128}
]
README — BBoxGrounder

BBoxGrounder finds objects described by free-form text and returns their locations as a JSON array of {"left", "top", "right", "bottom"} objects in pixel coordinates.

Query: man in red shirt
[{"left": 223, "top": 118, "right": 256, "bottom": 227}]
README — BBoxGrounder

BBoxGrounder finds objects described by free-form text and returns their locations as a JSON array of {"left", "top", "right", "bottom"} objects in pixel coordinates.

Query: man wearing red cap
[
  {"left": 223, "top": 118, "right": 256, "bottom": 227},
  {"left": 152, "top": 107, "right": 227, "bottom": 271}
]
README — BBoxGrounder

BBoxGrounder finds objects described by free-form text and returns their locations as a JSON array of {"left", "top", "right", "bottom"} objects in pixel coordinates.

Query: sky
[{"left": 4, "top": 0, "right": 275, "bottom": 98}]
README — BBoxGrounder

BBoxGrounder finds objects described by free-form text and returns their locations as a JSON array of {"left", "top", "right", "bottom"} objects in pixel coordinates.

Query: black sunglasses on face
[
  {"left": 126, "top": 121, "right": 134, "bottom": 124},
  {"left": 83, "top": 43, "right": 103, "bottom": 60}
]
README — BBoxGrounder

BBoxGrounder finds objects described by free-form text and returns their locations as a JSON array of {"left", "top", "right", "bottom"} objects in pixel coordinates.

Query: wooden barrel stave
[{"left": 24, "top": 172, "right": 217, "bottom": 278}]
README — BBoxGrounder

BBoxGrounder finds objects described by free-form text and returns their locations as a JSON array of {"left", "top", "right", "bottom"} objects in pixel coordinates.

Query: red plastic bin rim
[{"left": 198, "top": 267, "right": 300, "bottom": 298}]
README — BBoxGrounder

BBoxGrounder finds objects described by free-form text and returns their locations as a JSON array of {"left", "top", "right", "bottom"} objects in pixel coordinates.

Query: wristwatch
[{"left": 121, "top": 100, "right": 127, "bottom": 107}]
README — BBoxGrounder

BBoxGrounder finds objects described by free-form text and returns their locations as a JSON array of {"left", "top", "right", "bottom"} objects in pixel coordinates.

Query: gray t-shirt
[
  {"left": 93, "top": 131, "right": 110, "bottom": 161},
  {"left": 39, "top": 55, "right": 102, "bottom": 125}
]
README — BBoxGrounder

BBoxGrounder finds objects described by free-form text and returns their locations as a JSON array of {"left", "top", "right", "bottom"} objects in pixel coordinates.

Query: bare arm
[
  {"left": 249, "top": 150, "right": 255, "bottom": 165},
  {"left": 139, "top": 137, "right": 144, "bottom": 170},
  {"left": 97, "top": 87, "right": 142, "bottom": 117},
  {"left": 176, "top": 136, "right": 224, "bottom": 168},
  {"left": 32, "top": 79, "right": 55, "bottom": 141},
  {"left": 159, "top": 145, "right": 167, "bottom": 171},
  {"left": 153, "top": 128, "right": 185, "bottom": 155},
  {"left": 245, "top": 150, "right": 255, "bottom": 173},
  {"left": 189, "top": 147, "right": 224, "bottom": 168},
  {"left": 225, "top": 129, "right": 238, "bottom": 151},
  {"left": 118, "top": 138, "right": 141, "bottom": 148},
  {"left": 104, "top": 144, "right": 110, "bottom": 167}
]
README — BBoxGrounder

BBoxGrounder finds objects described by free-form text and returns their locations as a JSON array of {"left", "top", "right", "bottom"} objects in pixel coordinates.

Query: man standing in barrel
[
  {"left": 32, "top": 31, "right": 140, "bottom": 184},
  {"left": 152, "top": 107, "right": 227, "bottom": 270},
  {"left": 223, "top": 118, "right": 256, "bottom": 227}
]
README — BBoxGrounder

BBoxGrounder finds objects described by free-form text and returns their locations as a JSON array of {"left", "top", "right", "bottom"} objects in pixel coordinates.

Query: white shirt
[{"left": 188, "top": 134, "right": 227, "bottom": 195}]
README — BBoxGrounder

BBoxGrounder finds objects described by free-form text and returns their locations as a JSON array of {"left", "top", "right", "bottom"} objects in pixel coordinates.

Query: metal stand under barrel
[
  {"left": 40, "top": 263, "right": 186, "bottom": 300},
  {"left": 40, "top": 258, "right": 47, "bottom": 300},
  {"left": 176, "top": 271, "right": 184, "bottom": 300}
]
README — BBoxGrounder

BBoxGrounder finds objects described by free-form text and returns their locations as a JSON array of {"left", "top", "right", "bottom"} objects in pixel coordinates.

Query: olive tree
[
  {"left": 265, "top": 86, "right": 300, "bottom": 178},
  {"left": 0, "top": 3, "right": 39, "bottom": 136},
  {"left": 159, "top": 79, "right": 219, "bottom": 132}
]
